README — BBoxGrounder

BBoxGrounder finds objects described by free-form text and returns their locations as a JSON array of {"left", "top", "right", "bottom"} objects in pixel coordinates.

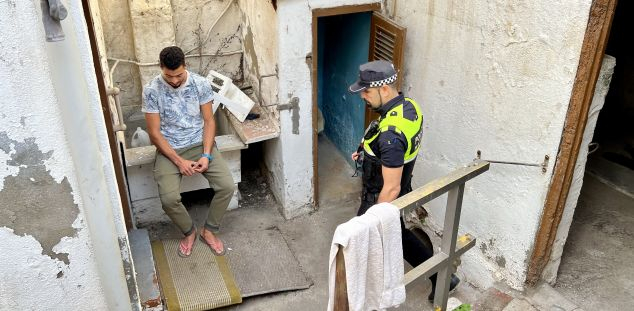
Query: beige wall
[{"left": 98, "top": 0, "right": 245, "bottom": 144}]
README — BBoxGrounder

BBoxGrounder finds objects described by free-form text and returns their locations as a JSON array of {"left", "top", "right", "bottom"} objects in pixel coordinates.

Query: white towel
[
  {"left": 327, "top": 202, "right": 405, "bottom": 311},
  {"left": 366, "top": 203, "right": 406, "bottom": 308}
]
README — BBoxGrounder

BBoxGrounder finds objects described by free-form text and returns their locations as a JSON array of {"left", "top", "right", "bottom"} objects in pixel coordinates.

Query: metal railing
[{"left": 334, "top": 160, "right": 490, "bottom": 311}]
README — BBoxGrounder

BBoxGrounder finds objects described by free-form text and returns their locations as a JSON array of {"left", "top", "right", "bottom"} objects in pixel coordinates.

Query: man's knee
[
  {"left": 159, "top": 190, "right": 181, "bottom": 209},
  {"left": 214, "top": 178, "right": 235, "bottom": 197}
]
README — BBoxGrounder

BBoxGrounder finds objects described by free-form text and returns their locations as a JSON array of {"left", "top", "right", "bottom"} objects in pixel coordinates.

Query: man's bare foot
[
  {"left": 200, "top": 228, "right": 225, "bottom": 256},
  {"left": 178, "top": 229, "right": 196, "bottom": 258}
]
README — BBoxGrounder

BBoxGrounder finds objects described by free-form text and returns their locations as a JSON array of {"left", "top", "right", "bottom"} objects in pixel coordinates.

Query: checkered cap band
[{"left": 369, "top": 73, "right": 397, "bottom": 88}]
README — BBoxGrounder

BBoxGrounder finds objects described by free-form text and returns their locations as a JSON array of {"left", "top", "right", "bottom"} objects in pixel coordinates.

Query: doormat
[
  {"left": 151, "top": 239, "right": 242, "bottom": 311},
  {"left": 223, "top": 227, "right": 313, "bottom": 297}
]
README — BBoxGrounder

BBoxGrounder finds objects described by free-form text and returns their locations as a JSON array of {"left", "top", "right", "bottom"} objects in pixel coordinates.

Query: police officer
[{"left": 349, "top": 60, "right": 459, "bottom": 301}]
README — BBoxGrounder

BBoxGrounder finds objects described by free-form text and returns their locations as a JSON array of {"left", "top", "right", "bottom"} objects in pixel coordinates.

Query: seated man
[{"left": 143, "top": 46, "right": 235, "bottom": 257}]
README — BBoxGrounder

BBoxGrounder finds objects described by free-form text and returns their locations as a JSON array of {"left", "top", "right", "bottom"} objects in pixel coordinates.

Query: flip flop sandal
[
  {"left": 199, "top": 235, "right": 226, "bottom": 256},
  {"left": 177, "top": 239, "right": 194, "bottom": 258},
  {"left": 177, "top": 229, "right": 196, "bottom": 258}
]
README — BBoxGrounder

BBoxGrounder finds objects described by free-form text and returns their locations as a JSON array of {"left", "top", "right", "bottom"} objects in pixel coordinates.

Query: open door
[
  {"left": 365, "top": 13, "right": 407, "bottom": 127},
  {"left": 82, "top": 0, "right": 134, "bottom": 229}
]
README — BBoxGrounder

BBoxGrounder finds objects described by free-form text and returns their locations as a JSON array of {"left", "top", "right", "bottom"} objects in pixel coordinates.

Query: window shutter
[{"left": 365, "top": 12, "right": 407, "bottom": 127}]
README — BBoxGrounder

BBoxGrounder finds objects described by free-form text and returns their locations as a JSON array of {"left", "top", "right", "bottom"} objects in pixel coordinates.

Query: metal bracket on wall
[
  {"left": 106, "top": 87, "right": 127, "bottom": 133},
  {"left": 476, "top": 150, "right": 550, "bottom": 173},
  {"left": 277, "top": 97, "right": 300, "bottom": 134},
  {"left": 277, "top": 97, "right": 299, "bottom": 112}
]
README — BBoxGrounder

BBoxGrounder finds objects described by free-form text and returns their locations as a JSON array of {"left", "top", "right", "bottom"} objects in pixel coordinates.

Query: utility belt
[{"left": 360, "top": 151, "right": 384, "bottom": 194}]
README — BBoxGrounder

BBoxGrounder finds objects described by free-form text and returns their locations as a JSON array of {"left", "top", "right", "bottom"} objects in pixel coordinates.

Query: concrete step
[
  {"left": 502, "top": 298, "right": 539, "bottom": 311},
  {"left": 523, "top": 283, "right": 582, "bottom": 311},
  {"left": 129, "top": 228, "right": 163, "bottom": 310}
]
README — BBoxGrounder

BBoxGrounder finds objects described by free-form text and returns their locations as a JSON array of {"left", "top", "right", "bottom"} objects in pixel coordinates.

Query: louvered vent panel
[{"left": 365, "top": 13, "right": 407, "bottom": 127}]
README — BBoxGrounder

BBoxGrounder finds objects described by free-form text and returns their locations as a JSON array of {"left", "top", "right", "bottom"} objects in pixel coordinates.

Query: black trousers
[{"left": 358, "top": 191, "right": 437, "bottom": 284}]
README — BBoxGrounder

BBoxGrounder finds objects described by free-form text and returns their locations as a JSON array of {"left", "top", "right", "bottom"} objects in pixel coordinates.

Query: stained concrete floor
[
  {"left": 213, "top": 136, "right": 481, "bottom": 310},
  {"left": 554, "top": 173, "right": 634, "bottom": 311},
  {"left": 145, "top": 138, "right": 481, "bottom": 310},
  {"left": 317, "top": 134, "right": 362, "bottom": 207},
  {"left": 145, "top": 137, "right": 625, "bottom": 310}
]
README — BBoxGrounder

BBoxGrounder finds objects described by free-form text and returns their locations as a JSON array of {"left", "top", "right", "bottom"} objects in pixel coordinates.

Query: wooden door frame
[
  {"left": 526, "top": 0, "right": 617, "bottom": 285},
  {"left": 81, "top": 0, "right": 133, "bottom": 230},
  {"left": 311, "top": 3, "right": 381, "bottom": 208}
]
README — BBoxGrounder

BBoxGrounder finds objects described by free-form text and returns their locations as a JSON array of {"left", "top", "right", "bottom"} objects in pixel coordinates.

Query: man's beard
[{"left": 364, "top": 99, "right": 381, "bottom": 112}]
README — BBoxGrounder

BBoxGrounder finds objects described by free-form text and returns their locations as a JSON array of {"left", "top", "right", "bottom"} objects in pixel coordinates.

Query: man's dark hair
[{"left": 159, "top": 46, "right": 185, "bottom": 70}]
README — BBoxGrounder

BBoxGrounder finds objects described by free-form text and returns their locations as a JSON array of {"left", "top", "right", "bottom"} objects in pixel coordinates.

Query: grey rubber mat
[{"left": 222, "top": 227, "right": 312, "bottom": 297}]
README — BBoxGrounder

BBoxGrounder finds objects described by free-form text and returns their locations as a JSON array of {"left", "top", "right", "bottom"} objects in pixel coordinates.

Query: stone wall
[{"left": 98, "top": 0, "right": 245, "bottom": 146}]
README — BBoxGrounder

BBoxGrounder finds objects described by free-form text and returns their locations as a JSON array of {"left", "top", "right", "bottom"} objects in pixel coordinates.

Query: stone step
[{"left": 129, "top": 228, "right": 162, "bottom": 310}]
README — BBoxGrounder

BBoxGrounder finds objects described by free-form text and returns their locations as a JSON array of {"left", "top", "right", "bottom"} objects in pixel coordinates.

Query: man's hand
[
  {"left": 194, "top": 157, "right": 209, "bottom": 173},
  {"left": 351, "top": 151, "right": 360, "bottom": 161},
  {"left": 177, "top": 159, "right": 198, "bottom": 176}
]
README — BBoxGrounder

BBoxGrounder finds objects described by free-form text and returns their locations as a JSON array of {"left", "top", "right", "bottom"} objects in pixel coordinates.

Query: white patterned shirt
[{"left": 142, "top": 71, "right": 214, "bottom": 149}]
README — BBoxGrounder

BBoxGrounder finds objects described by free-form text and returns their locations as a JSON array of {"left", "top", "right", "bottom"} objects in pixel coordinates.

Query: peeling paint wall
[
  {"left": 274, "top": 0, "right": 380, "bottom": 218},
  {"left": 237, "top": 0, "right": 285, "bottom": 209},
  {"left": 98, "top": 0, "right": 244, "bottom": 146},
  {"left": 238, "top": 0, "right": 279, "bottom": 107},
  {"left": 0, "top": 0, "right": 131, "bottom": 309},
  {"left": 390, "top": 0, "right": 593, "bottom": 290}
]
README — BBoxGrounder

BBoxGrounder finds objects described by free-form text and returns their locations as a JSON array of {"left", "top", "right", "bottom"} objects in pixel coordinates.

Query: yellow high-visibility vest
[{"left": 363, "top": 97, "right": 423, "bottom": 163}]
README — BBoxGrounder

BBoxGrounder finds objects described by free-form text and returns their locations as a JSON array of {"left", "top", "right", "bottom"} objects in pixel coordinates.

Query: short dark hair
[{"left": 159, "top": 46, "right": 185, "bottom": 70}]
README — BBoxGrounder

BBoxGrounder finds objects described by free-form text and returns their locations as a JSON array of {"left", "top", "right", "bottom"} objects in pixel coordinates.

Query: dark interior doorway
[
  {"left": 317, "top": 12, "right": 371, "bottom": 166},
  {"left": 555, "top": 2, "right": 634, "bottom": 310},
  {"left": 591, "top": 1, "right": 634, "bottom": 169},
  {"left": 315, "top": 12, "right": 371, "bottom": 206}
]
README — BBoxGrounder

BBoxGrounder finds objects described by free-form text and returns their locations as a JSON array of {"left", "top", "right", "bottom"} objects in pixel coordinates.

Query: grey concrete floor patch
[
  {"left": 317, "top": 134, "right": 362, "bottom": 207},
  {"left": 554, "top": 176, "right": 634, "bottom": 311},
  {"left": 223, "top": 227, "right": 312, "bottom": 297},
  {"left": 525, "top": 283, "right": 579, "bottom": 311},
  {"left": 502, "top": 298, "right": 538, "bottom": 311}
]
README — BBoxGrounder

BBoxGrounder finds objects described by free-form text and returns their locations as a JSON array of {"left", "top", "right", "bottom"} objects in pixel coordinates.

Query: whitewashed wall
[
  {"left": 274, "top": 0, "right": 380, "bottom": 218},
  {"left": 542, "top": 55, "right": 616, "bottom": 283},
  {"left": 392, "top": 0, "right": 593, "bottom": 290},
  {"left": 0, "top": 0, "right": 131, "bottom": 309}
]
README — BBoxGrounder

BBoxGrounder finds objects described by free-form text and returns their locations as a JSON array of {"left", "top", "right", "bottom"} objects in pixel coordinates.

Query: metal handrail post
[
  {"left": 433, "top": 183, "right": 465, "bottom": 310},
  {"left": 392, "top": 160, "right": 489, "bottom": 310}
]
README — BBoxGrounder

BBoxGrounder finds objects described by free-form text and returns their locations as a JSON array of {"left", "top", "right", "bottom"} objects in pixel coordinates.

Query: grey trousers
[{"left": 153, "top": 144, "right": 235, "bottom": 235}]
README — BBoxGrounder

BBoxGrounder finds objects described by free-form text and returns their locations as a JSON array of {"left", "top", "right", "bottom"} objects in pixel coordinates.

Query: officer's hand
[
  {"left": 178, "top": 159, "right": 198, "bottom": 176},
  {"left": 351, "top": 152, "right": 359, "bottom": 161}
]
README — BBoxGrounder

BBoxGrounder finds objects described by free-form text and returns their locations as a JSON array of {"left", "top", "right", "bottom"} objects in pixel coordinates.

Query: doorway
[
  {"left": 554, "top": 2, "right": 634, "bottom": 310},
  {"left": 317, "top": 12, "right": 371, "bottom": 167},
  {"left": 312, "top": 8, "right": 375, "bottom": 207}
]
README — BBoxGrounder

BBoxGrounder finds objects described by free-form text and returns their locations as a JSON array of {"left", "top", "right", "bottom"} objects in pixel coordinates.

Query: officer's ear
[{"left": 379, "top": 84, "right": 391, "bottom": 96}]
